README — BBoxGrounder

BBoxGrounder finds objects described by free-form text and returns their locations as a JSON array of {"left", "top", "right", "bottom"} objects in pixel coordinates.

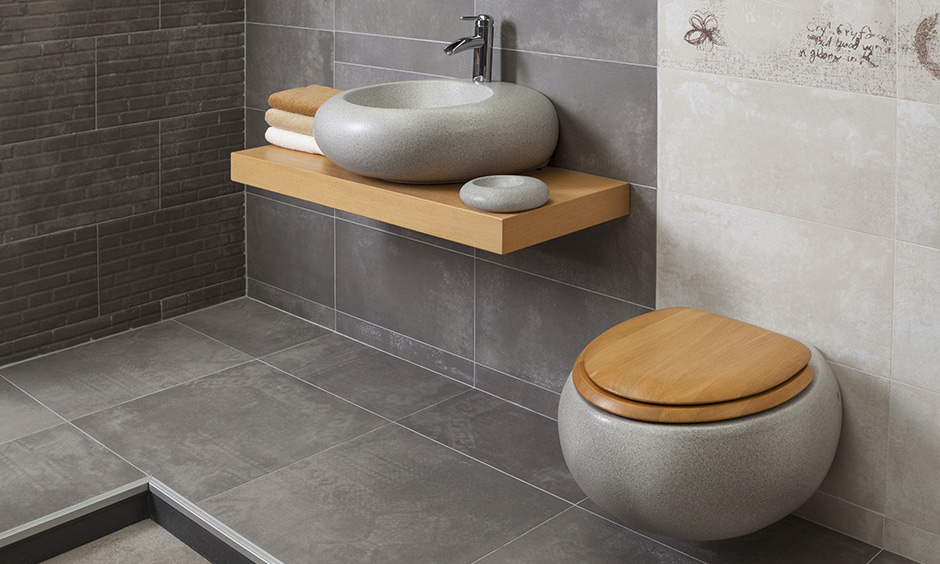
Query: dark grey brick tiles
[{"left": 1, "top": 4, "right": 246, "bottom": 366}]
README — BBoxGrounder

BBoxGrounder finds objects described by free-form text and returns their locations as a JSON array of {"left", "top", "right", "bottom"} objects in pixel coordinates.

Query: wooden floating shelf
[{"left": 230, "top": 145, "right": 630, "bottom": 255}]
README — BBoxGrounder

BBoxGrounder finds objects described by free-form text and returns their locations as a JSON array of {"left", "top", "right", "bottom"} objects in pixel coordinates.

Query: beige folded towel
[
  {"left": 268, "top": 84, "right": 342, "bottom": 117},
  {"left": 264, "top": 108, "right": 315, "bottom": 136}
]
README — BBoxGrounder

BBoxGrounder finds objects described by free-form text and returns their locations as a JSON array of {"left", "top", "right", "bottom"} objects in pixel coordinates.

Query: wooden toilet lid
[{"left": 572, "top": 307, "right": 815, "bottom": 423}]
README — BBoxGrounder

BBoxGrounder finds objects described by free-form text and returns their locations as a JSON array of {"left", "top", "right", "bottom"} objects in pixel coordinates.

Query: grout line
[
  {"left": 864, "top": 549, "right": 886, "bottom": 564},
  {"left": 466, "top": 508, "right": 573, "bottom": 564}
]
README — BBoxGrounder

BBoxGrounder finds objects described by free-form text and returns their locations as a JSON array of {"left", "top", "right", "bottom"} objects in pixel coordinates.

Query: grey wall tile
[
  {"left": 336, "top": 211, "right": 474, "bottom": 255},
  {"left": 481, "top": 185, "right": 656, "bottom": 307},
  {"left": 0, "top": 424, "right": 144, "bottom": 532},
  {"left": 336, "top": 313, "right": 474, "bottom": 385},
  {"left": 479, "top": 0, "right": 657, "bottom": 65},
  {"left": 335, "top": 221, "right": 474, "bottom": 358},
  {"left": 0, "top": 2, "right": 158, "bottom": 44},
  {"left": 246, "top": 24, "right": 333, "bottom": 109},
  {"left": 161, "top": 0, "right": 244, "bottom": 28},
  {"left": 246, "top": 193, "right": 334, "bottom": 309},
  {"left": 335, "top": 0, "right": 473, "bottom": 41},
  {"left": 247, "top": 0, "right": 332, "bottom": 29},
  {"left": 795, "top": 491, "right": 886, "bottom": 548},
  {"left": 475, "top": 261, "right": 649, "bottom": 392},
  {"left": 334, "top": 63, "right": 441, "bottom": 90},
  {"left": 500, "top": 50, "right": 657, "bottom": 186},
  {"left": 0, "top": 39, "right": 96, "bottom": 145},
  {"left": 334, "top": 33, "right": 465, "bottom": 78},
  {"left": 246, "top": 108, "right": 267, "bottom": 148},
  {"left": 474, "top": 365, "right": 562, "bottom": 420},
  {"left": 247, "top": 279, "right": 336, "bottom": 330},
  {"left": 97, "top": 25, "right": 244, "bottom": 128}
]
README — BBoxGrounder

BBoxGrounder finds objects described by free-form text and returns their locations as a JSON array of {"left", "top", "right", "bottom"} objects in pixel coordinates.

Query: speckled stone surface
[
  {"left": 459, "top": 175, "right": 550, "bottom": 212},
  {"left": 558, "top": 343, "right": 842, "bottom": 541},
  {"left": 313, "top": 79, "right": 558, "bottom": 184}
]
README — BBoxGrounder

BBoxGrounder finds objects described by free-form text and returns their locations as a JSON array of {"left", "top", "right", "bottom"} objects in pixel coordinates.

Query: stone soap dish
[{"left": 459, "top": 175, "right": 550, "bottom": 213}]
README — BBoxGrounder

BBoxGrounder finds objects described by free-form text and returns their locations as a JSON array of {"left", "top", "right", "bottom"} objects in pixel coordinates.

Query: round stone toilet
[{"left": 557, "top": 307, "right": 842, "bottom": 541}]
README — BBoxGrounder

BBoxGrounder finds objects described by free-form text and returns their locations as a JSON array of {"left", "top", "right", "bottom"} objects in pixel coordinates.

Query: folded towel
[
  {"left": 265, "top": 127, "right": 323, "bottom": 155},
  {"left": 265, "top": 108, "right": 315, "bottom": 136},
  {"left": 268, "top": 84, "right": 342, "bottom": 117}
]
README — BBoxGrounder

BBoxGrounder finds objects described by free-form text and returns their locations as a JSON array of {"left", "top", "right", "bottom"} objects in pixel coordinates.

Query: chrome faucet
[{"left": 443, "top": 14, "right": 493, "bottom": 83}]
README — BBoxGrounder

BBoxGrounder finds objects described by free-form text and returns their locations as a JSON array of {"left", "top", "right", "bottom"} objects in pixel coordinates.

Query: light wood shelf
[{"left": 230, "top": 145, "right": 630, "bottom": 255}]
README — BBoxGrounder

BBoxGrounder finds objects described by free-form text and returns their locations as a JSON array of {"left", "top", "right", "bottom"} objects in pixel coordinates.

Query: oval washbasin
[{"left": 313, "top": 79, "right": 559, "bottom": 184}]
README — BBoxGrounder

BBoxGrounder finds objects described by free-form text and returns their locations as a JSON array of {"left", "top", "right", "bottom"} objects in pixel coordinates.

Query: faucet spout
[
  {"left": 444, "top": 35, "right": 484, "bottom": 56},
  {"left": 443, "top": 14, "right": 493, "bottom": 82}
]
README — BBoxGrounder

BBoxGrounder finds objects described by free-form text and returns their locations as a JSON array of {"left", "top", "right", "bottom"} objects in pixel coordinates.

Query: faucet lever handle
[{"left": 460, "top": 14, "right": 493, "bottom": 23}]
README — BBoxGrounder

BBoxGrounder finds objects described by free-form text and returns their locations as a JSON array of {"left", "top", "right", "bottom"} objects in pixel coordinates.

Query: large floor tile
[
  {"left": 0, "top": 424, "right": 144, "bottom": 533},
  {"left": 1, "top": 322, "right": 250, "bottom": 420},
  {"left": 176, "top": 298, "right": 329, "bottom": 357},
  {"left": 39, "top": 519, "right": 209, "bottom": 564},
  {"left": 476, "top": 507, "right": 699, "bottom": 564},
  {"left": 73, "top": 361, "right": 385, "bottom": 501},
  {"left": 0, "top": 377, "right": 63, "bottom": 445},
  {"left": 400, "top": 390, "right": 584, "bottom": 502},
  {"left": 264, "top": 333, "right": 469, "bottom": 420},
  {"left": 199, "top": 425, "right": 570, "bottom": 564},
  {"left": 652, "top": 515, "right": 880, "bottom": 564}
]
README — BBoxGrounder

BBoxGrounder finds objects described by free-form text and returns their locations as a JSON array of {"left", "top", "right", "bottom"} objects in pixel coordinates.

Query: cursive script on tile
[{"left": 798, "top": 21, "right": 893, "bottom": 67}]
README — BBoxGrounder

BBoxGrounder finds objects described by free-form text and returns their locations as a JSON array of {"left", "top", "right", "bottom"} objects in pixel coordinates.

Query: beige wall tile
[
  {"left": 893, "top": 243, "right": 940, "bottom": 393},
  {"left": 885, "top": 518, "right": 940, "bottom": 564},
  {"left": 657, "top": 191, "right": 894, "bottom": 375},
  {"left": 898, "top": 0, "right": 940, "bottom": 103},
  {"left": 659, "top": 68, "right": 896, "bottom": 237},
  {"left": 886, "top": 383, "right": 940, "bottom": 538},
  {"left": 659, "top": 0, "right": 896, "bottom": 96},
  {"left": 820, "top": 363, "right": 890, "bottom": 512},
  {"left": 897, "top": 101, "right": 940, "bottom": 249},
  {"left": 795, "top": 491, "right": 885, "bottom": 546}
]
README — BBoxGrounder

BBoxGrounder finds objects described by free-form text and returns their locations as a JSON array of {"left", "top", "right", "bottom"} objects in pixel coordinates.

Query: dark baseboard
[{"left": 149, "top": 493, "right": 256, "bottom": 564}]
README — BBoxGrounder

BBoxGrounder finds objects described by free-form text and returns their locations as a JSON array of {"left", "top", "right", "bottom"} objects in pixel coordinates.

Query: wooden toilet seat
[{"left": 572, "top": 307, "right": 815, "bottom": 424}]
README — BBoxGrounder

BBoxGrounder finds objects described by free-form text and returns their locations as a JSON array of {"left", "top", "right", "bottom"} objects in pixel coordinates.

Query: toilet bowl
[{"left": 557, "top": 307, "right": 842, "bottom": 541}]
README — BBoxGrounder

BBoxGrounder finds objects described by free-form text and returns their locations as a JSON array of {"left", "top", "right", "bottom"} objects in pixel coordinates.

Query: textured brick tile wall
[{"left": 0, "top": 2, "right": 246, "bottom": 366}]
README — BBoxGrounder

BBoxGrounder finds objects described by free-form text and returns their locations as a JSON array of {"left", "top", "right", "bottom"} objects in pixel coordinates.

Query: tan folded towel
[
  {"left": 268, "top": 85, "right": 342, "bottom": 117},
  {"left": 264, "top": 108, "right": 315, "bottom": 135}
]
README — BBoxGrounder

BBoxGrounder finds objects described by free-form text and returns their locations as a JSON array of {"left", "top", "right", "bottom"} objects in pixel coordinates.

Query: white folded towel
[{"left": 264, "top": 126, "right": 322, "bottom": 155}]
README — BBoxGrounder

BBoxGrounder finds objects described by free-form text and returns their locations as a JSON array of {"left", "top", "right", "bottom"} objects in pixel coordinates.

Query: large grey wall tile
[
  {"left": 0, "top": 378, "right": 63, "bottom": 445},
  {"left": 477, "top": 507, "right": 698, "bottom": 564},
  {"left": 335, "top": 221, "right": 474, "bottom": 358},
  {"left": 500, "top": 51, "right": 656, "bottom": 186},
  {"left": 264, "top": 333, "right": 469, "bottom": 420},
  {"left": 161, "top": 0, "right": 244, "bottom": 28},
  {"left": 74, "top": 361, "right": 385, "bottom": 502},
  {"left": 177, "top": 298, "right": 328, "bottom": 357},
  {"left": 199, "top": 424, "right": 569, "bottom": 564},
  {"left": 335, "top": 0, "right": 473, "bottom": 41},
  {"left": 475, "top": 261, "right": 649, "bottom": 392},
  {"left": 335, "top": 63, "right": 442, "bottom": 90},
  {"left": 481, "top": 185, "right": 656, "bottom": 307},
  {"left": 400, "top": 390, "right": 584, "bottom": 502},
  {"left": 248, "top": 279, "right": 336, "bottom": 330},
  {"left": 1, "top": 321, "right": 250, "bottom": 420},
  {"left": 474, "top": 365, "right": 562, "bottom": 420},
  {"left": 246, "top": 193, "right": 335, "bottom": 310},
  {"left": 247, "top": 0, "right": 332, "bottom": 29},
  {"left": 0, "top": 39, "right": 96, "bottom": 145},
  {"left": 886, "top": 383, "right": 940, "bottom": 538},
  {"left": 0, "top": 424, "right": 144, "bottom": 532},
  {"left": 479, "top": 0, "right": 657, "bottom": 65},
  {"left": 0, "top": 2, "right": 158, "bottom": 44},
  {"left": 796, "top": 491, "right": 886, "bottom": 548},
  {"left": 246, "top": 24, "right": 333, "bottom": 109},
  {"left": 335, "top": 33, "right": 464, "bottom": 78},
  {"left": 893, "top": 243, "right": 940, "bottom": 394},
  {"left": 884, "top": 518, "right": 940, "bottom": 564},
  {"left": 897, "top": 100, "right": 940, "bottom": 249}
]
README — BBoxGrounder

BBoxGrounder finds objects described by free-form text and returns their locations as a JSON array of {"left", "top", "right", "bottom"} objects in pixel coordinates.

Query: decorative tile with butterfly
[
  {"left": 899, "top": 0, "right": 940, "bottom": 103},
  {"left": 659, "top": 0, "right": 897, "bottom": 97}
]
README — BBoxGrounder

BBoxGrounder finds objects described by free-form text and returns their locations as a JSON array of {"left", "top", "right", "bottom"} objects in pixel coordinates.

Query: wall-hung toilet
[{"left": 558, "top": 307, "right": 842, "bottom": 541}]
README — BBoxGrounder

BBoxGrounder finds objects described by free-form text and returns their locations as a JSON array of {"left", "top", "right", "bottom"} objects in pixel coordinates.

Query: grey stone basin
[{"left": 313, "top": 79, "right": 559, "bottom": 184}]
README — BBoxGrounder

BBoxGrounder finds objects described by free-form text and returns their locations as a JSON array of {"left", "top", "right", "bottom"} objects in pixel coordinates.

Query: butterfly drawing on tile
[{"left": 684, "top": 11, "right": 725, "bottom": 50}]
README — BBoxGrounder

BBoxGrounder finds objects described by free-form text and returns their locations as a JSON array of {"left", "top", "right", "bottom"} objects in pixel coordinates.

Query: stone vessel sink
[{"left": 313, "top": 79, "right": 559, "bottom": 184}]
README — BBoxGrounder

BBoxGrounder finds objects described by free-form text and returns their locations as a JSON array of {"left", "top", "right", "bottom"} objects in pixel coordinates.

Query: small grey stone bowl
[{"left": 459, "top": 175, "right": 550, "bottom": 213}]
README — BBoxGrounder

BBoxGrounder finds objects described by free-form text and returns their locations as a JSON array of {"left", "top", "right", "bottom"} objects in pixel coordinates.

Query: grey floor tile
[
  {"left": 0, "top": 424, "right": 144, "bottom": 533},
  {"left": 400, "top": 390, "right": 584, "bottom": 502},
  {"left": 39, "top": 519, "right": 209, "bottom": 564},
  {"left": 73, "top": 361, "right": 385, "bottom": 502},
  {"left": 870, "top": 550, "right": 921, "bottom": 564},
  {"left": 264, "top": 333, "right": 469, "bottom": 420},
  {"left": 177, "top": 298, "right": 329, "bottom": 357},
  {"left": 1, "top": 322, "right": 250, "bottom": 420},
  {"left": 476, "top": 507, "right": 701, "bottom": 564},
  {"left": 199, "top": 424, "right": 570, "bottom": 564},
  {"left": 0, "top": 377, "right": 63, "bottom": 445},
  {"left": 650, "top": 515, "right": 880, "bottom": 564}
]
